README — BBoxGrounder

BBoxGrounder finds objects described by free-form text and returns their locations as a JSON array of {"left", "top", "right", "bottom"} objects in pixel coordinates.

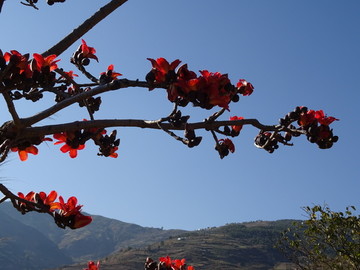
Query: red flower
[
  {"left": 81, "top": 39, "right": 98, "bottom": 62},
  {"left": 147, "top": 57, "right": 181, "bottom": 83},
  {"left": 53, "top": 132, "right": 85, "bottom": 158},
  {"left": 61, "top": 70, "right": 78, "bottom": 80},
  {"left": 108, "top": 146, "right": 119, "bottom": 158},
  {"left": 219, "top": 138, "right": 235, "bottom": 153},
  {"left": 11, "top": 145, "right": 38, "bottom": 161},
  {"left": 230, "top": 116, "right": 244, "bottom": 133},
  {"left": 51, "top": 196, "right": 93, "bottom": 229},
  {"left": 3, "top": 50, "right": 33, "bottom": 78},
  {"left": 72, "top": 212, "right": 93, "bottom": 229},
  {"left": 51, "top": 196, "right": 81, "bottom": 216},
  {"left": 159, "top": 256, "right": 195, "bottom": 270},
  {"left": 38, "top": 190, "right": 58, "bottom": 208},
  {"left": 100, "top": 64, "right": 122, "bottom": 80},
  {"left": 298, "top": 109, "right": 316, "bottom": 127},
  {"left": 314, "top": 110, "right": 339, "bottom": 126},
  {"left": 198, "top": 70, "right": 232, "bottom": 110},
  {"left": 84, "top": 261, "right": 100, "bottom": 270},
  {"left": 32, "top": 53, "right": 60, "bottom": 72},
  {"left": 159, "top": 256, "right": 172, "bottom": 267},
  {"left": 18, "top": 191, "right": 36, "bottom": 202},
  {"left": 172, "top": 258, "right": 186, "bottom": 270},
  {"left": 17, "top": 191, "right": 36, "bottom": 210},
  {"left": 163, "top": 64, "right": 198, "bottom": 102},
  {"left": 236, "top": 79, "right": 254, "bottom": 96}
]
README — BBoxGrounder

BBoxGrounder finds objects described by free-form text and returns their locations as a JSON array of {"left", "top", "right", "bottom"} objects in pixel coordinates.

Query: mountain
[
  {"left": 0, "top": 206, "right": 72, "bottom": 270},
  {"left": 0, "top": 202, "right": 185, "bottom": 270},
  {"left": 53, "top": 220, "right": 297, "bottom": 270}
]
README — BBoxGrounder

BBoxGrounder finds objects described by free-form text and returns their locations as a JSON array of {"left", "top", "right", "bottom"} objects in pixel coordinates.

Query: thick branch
[
  {"left": 21, "top": 79, "right": 152, "bottom": 127},
  {"left": 42, "top": 0, "right": 127, "bottom": 57},
  {"left": 19, "top": 118, "right": 278, "bottom": 139}
]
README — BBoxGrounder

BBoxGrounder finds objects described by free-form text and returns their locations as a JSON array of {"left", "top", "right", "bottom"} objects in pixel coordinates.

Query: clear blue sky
[{"left": 0, "top": 0, "right": 359, "bottom": 230}]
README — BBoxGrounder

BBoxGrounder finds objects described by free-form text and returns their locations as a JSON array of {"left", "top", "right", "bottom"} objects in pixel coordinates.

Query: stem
[
  {"left": 156, "top": 122, "right": 188, "bottom": 146},
  {"left": 42, "top": 0, "right": 128, "bottom": 57},
  {"left": 2, "top": 92, "right": 22, "bottom": 127}
]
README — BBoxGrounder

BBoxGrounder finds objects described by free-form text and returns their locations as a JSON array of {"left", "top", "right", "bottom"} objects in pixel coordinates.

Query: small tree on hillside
[{"left": 277, "top": 205, "right": 360, "bottom": 270}]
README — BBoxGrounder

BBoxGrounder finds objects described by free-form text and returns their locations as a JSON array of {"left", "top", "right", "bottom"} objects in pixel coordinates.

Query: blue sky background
[{"left": 0, "top": 0, "right": 359, "bottom": 230}]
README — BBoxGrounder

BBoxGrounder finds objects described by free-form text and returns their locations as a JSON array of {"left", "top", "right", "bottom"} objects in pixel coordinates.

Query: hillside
[
  {"left": 0, "top": 206, "right": 72, "bottom": 270},
  {"left": 54, "top": 220, "right": 297, "bottom": 270},
  {"left": 0, "top": 203, "right": 185, "bottom": 270}
]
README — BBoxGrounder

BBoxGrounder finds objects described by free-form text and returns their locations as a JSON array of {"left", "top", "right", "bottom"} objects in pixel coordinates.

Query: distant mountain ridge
[
  {"left": 54, "top": 220, "right": 297, "bottom": 270},
  {"left": 0, "top": 202, "right": 297, "bottom": 270},
  {"left": 0, "top": 202, "right": 185, "bottom": 270}
]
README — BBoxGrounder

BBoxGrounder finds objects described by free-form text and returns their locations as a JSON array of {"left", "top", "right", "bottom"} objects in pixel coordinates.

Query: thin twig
[
  {"left": 156, "top": 122, "right": 188, "bottom": 146},
  {"left": 2, "top": 92, "right": 22, "bottom": 127},
  {"left": 20, "top": 1, "right": 38, "bottom": 10}
]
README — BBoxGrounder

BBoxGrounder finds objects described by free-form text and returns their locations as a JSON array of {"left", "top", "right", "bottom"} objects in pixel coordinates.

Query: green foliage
[{"left": 277, "top": 205, "right": 360, "bottom": 269}]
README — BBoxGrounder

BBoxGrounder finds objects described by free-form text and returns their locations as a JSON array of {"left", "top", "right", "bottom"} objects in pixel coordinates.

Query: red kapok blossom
[
  {"left": 230, "top": 116, "right": 244, "bottom": 133},
  {"left": 51, "top": 195, "right": 82, "bottom": 217},
  {"left": 18, "top": 191, "right": 36, "bottom": 202},
  {"left": 17, "top": 191, "right": 37, "bottom": 210},
  {"left": 53, "top": 132, "right": 85, "bottom": 158},
  {"left": 61, "top": 70, "right": 78, "bottom": 80},
  {"left": 84, "top": 261, "right": 100, "bottom": 270},
  {"left": 11, "top": 145, "right": 38, "bottom": 161},
  {"left": 3, "top": 50, "right": 33, "bottom": 78},
  {"left": 298, "top": 109, "right": 316, "bottom": 127},
  {"left": 147, "top": 57, "right": 181, "bottom": 84},
  {"left": 159, "top": 256, "right": 172, "bottom": 267},
  {"left": 172, "top": 258, "right": 187, "bottom": 270},
  {"left": 159, "top": 256, "right": 195, "bottom": 270},
  {"left": 72, "top": 212, "right": 93, "bottom": 229},
  {"left": 314, "top": 110, "right": 339, "bottom": 126},
  {"left": 81, "top": 39, "right": 99, "bottom": 62},
  {"left": 100, "top": 64, "right": 122, "bottom": 80},
  {"left": 219, "top": 138, "right": 235, "bottom": 153},
  {"left": 198, "top": 70, "right": 233, "bottom": 110},
  {"left": 32, "top": 53, "right": 60, "bottom": 72},
  {"left": 108, "top": 146, "right": 119, "bottom": 158},
  {"left": 236, "top": 79, "right": 254, "bottom": 96},
  {"left": 38, "top": 190, "right": 58, "bottom": 208}
]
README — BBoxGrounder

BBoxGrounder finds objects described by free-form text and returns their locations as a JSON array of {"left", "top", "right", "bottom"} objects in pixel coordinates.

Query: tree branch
[
  {"left": 2, "top": 91, "right": 22, "bottom": 127},
  {"left": 21, "top": 79, "right": 153, "bottom": 127},
  {"left": 42, "top": 0, "right": 128, "bottom": 57},
  {"left": 18, "top": 118, "right": 278, "bottom": 139}
]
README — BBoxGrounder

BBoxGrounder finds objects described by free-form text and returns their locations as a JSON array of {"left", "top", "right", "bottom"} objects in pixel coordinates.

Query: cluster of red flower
[
  {"left": 255, "top": 106, "right": 339, "bottom": 153},
  {"left": 145, "top": 256, "right": 195, "bottom": 270},
  {"left": 0, "top": 49, "right": 59, "bottom": 100},
  {"left": 17, "top": 190, "right": 92, "bottom": 229},
  {"left": 53, "top": 124, "right": 119, "bottom": 159},
  {"left": 297, "top": 108, "right": 338, "bottom": 149},
  {"left": 146, "top": 58, "right": 254, "bottom": 110},
  {"left": 11, "top": 121, "right": 119, "bottom": 161}
]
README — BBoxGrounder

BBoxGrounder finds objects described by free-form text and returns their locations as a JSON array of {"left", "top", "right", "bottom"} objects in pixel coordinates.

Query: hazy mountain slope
[
  {"left": 0, "top": 202, "right": 185, "bottom": 267},
  {"left": 54, "top": 220, "right": 297, "bottom": 270},
  {"left": 0, "top": 208, "right": 72, "bottom": 270}
]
